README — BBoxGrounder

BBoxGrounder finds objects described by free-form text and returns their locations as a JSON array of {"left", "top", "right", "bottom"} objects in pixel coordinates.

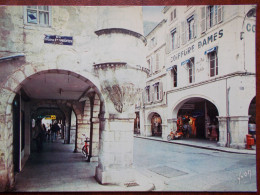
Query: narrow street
[
  {"left": 13, "top": 136, "right": 256, "bottom": 192},
  {"left": 133, "top": 137, "right": 257, "bottom": 192}
]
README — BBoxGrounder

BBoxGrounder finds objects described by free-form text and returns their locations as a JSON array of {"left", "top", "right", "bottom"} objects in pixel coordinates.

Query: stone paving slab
[{"left": 13, "top": 138, "right": 154, "bottom": 192}]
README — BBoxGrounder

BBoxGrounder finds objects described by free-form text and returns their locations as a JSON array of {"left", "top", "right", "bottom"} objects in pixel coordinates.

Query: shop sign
[
  {"left": 45, "top": 115, "right": 56, "bottom": 120},
  {"left": 44, "top": 35, "right": 73, "bottom": 45},
  {"left": 246, "top": 23, "right": 256, "bottom": 33},
  {"left": 170, "top": 29, "right": 224, "bottom": 63},
  {"left": 182, "top": 104, "right": 195, "bottom": 110}
]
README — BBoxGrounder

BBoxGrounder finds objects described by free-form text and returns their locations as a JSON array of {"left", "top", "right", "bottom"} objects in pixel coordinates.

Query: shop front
[
  {"left": 176, "top": 98, "right": 219, "bottom": 141},
  {"left": 151, "top": 113, "right": 162, "bottom": 137}
]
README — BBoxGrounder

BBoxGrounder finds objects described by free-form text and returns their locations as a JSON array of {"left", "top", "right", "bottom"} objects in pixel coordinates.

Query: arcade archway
[
  {"left": 7, "top": 69, "right": 104, "bottom": 176},
  {"left": 175, "top": 97, "right": 219, "bottom": 141},
  {"left": 148, "top": 112, "right": 162, "bottom": 137}
]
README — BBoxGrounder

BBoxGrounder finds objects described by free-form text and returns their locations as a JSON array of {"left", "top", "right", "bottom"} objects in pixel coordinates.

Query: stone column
[
  {"left": 229, "top": 116, "right": 250, "bottom": 149},
  {"left": 96, "top": 115, "right": 135, "bottom": 184},
  {"left": 163, "top": 118, "right": 177, "bottom": 140},
  {"left": 217, "top": 116, "right": 228, "bottom": 147},
  {"left": 91, "top": 117, "right": 99, "bottom": 162},
  {"left": 76, "top": 122, "right": 90, "bottom": 152}
]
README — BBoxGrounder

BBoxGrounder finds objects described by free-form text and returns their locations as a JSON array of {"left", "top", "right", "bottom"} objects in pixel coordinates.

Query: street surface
[
  {"left": 133, "top": 137, "right": 257, "bottom": 192},
  {"left": 14, "top": 137, "right": 257, "bottom": 192}
]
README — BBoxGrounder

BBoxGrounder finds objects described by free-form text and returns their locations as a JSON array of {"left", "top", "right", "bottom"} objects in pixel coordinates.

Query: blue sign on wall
[{"left": 44, "top": 35, "right": 73, "bottom": 46}]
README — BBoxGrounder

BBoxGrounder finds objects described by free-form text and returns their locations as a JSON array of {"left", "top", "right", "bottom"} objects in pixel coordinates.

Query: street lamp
[{"left": 240, "top": 7, "right": 256, "bottom": 40}]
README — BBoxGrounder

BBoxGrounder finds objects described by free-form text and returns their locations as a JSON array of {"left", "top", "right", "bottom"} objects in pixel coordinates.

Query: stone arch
[
  {"left": 172, "top": 94, "right": 221, "bottom": 119},
  {"left": 248, "top": 96, "right": 256, "bottom": 124},
  {"left": 0, "top": 68, "right": 106, "bottom": 189},
  {"left": 146, "top": 111, "right": 163, "bottom": 137}
]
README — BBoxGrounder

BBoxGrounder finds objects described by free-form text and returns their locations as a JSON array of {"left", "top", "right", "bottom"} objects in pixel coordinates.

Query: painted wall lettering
[
  {"left": 246, "top": 23, "right": 256, "bottom": 33},
  {"left": 170, "top": 45, "right": 195, "bottom": 62},
  {"left": 198, "top": 29, "right": 223, "bottom": 49}
]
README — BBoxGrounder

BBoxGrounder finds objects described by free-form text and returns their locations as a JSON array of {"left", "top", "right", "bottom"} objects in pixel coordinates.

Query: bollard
[{"left": 246, "top": 134, "right": 254, "bottom": 149}]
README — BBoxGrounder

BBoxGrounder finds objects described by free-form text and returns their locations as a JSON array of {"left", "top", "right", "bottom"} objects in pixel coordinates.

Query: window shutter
[
  {"left": 181, "top": 21, "right": 186, "bottom": 45},
  {"left": 201, "top": 6, "right": 206, "bottom": 33},
  {"left": 166, "top": 33, "right": 171, "bottom": 54},
  {"left": 193, "top": 14, "right": 197, "bottom": 38},
  {"left": 150, "top": 86, "right": 154, "bottom": 103},
  {"left": 177, "top": 25, "right": 180, "bottom": 48},
  {"left": 142, "top": 89, "right": 145, "bottom": 104},
  {"left": 217, "top": 5, "right": 223, "bottom": 23},
  {"left": 156, "top": 53, "right": 159, "bottom": 71},
  {"left": 159, "top": 82, "right": 163, "bottom": 100},
  {"left": 150, "top": 56, "right": 153, "bottom": 74}
]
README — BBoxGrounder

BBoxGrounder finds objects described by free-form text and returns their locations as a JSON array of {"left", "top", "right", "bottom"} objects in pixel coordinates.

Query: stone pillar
[
  {"left": 229, "top": 116, "right": 250, "bottom": 149},
  {"left": 144, "top": 124, "right": 152, "bottom": 137},
  {"left": 91, "top": 117, "right": 99, "bottom": 162},
  {"left": 217, "top": 116, "right": 228, "bottom": 147},
  {"left": 95, "top": 115, "right": 135, "bottom": 184},
  {"left": 139, "top": 108, "right": 145, "bottom": 136},
  {"left": 163, "top": 118, "right": 177, "bottom": 140},
  {"left": 76, "top": 122, "right": 90, "bottom": 151}
]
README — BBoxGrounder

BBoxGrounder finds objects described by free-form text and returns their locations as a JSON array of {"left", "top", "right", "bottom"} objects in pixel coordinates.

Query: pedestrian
[
  {"left": 42, "top": 123, "right": 47, "bottom": 142},
  {"left": 33, "top": 119, "right": 44, "bottom": 152},
  {"left": 51, "top": 121, "right": 60, "bottom": 142}
]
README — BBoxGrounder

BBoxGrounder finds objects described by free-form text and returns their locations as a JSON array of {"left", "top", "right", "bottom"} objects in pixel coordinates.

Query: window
[
  {"left": 171, "top": 29, "right": 177, "bottom": 50},
  {"left": 187, "top": 58, "right": 195, "bottom": 83},
  {"left": 145, "top": 86, "right": 151, "bottom": 103},
  {"left": 172, "top": 65, "right": 177, "bottom": 87},
  {"left": 25, "top": 6, "right": 51, "bottom": 26},
  {"left": 181, "top": 14, "right": 196, "bottom": 44},
  {"left": 167, "top": 27, "right": 179, "bottom": 52},
  {"left": 187, "top": 15, "right": 195, "bottom": 40},
  {"left": 201, "top": 5, "right": 223, "bottom": 33},
  {"left": 150, "top": 37, "right": 157, "bottom": 48},
  {"left": 147, "top": 59, "right": 151, "bottom": 74},
  {"left": 209, "top": 51, "right": 218, "bottom": 77},
  {"left": 153, "top": 82, "right": 163, "bottom": 101},
  {"left": 170, "top": 8, "right": 177, "bottom": 21}
]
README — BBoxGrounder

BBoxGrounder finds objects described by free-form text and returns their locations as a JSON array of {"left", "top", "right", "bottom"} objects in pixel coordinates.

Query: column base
[
  {"left": 230, "top": 143, "right": 246, "bottom": 149},
  {"left": 217, "top": 141, "right": 227, "bottom": 147},
  {"left": 95, "top": 166, "right": 135, "bottom": 185},
  {"left": 90, "top": 156, "right": 98, "bottom": 162},
  {"left": 0, "top": 170, "right": 8, "bottom": 192}
]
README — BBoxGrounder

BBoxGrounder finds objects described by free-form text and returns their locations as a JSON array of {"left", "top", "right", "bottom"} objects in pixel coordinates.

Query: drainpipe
[{"left": 226, "top": 79, "right": 231, "bottom": 147}]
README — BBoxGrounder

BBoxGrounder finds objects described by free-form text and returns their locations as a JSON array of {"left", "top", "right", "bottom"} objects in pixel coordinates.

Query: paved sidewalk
[
  {"left": 134, "top": 135, "right": 256, "bottom": 155},
  {"left": 14, "top": 138, "right": 154, "bottom": 192}
]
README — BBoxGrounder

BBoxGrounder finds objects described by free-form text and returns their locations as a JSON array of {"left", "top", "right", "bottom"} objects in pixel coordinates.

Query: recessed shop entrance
[
  {"left": 176, "top": 98, "right": 219, "bottom": 141},
  {"left": 148, "top": 112, "right": 162, "bottom": 137}
]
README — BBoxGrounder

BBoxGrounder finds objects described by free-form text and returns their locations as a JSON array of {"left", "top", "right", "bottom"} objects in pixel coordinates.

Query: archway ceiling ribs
[{"left": 21, "top": 70, "right": 96, "bottom": 101}]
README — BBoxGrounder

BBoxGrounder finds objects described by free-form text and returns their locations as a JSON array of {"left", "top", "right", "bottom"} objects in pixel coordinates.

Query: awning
[
  {"left": 166, "top": 66, "right": 174, "bottom": 71},
  {"left": 152, "top": 82, "right": 159, "bottom": 86},
  {"left": 187, "top": 15, "right": 194, "bottom": 22},
  {"left": 171, "top": 28, "right": 176, "bottom": 33},
  {"left": 204, "top": 46, "right": 217, "bottom": 55},
  {"left": 181, "top": 59, "right": 190, "bottom": 66}
]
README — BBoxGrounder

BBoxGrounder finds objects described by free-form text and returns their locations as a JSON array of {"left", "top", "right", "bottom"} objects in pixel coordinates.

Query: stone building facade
[
  {"left": 0, "top": 6, "right": 147, "bottom": 190},
  {"left": 136, "top": 5, "right": 256, "bottom": 148}
]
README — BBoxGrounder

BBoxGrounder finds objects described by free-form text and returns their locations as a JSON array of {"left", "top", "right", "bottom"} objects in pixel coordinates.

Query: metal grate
[{"left": 149, "top": 166, "right": 188, "bottom": 178}]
